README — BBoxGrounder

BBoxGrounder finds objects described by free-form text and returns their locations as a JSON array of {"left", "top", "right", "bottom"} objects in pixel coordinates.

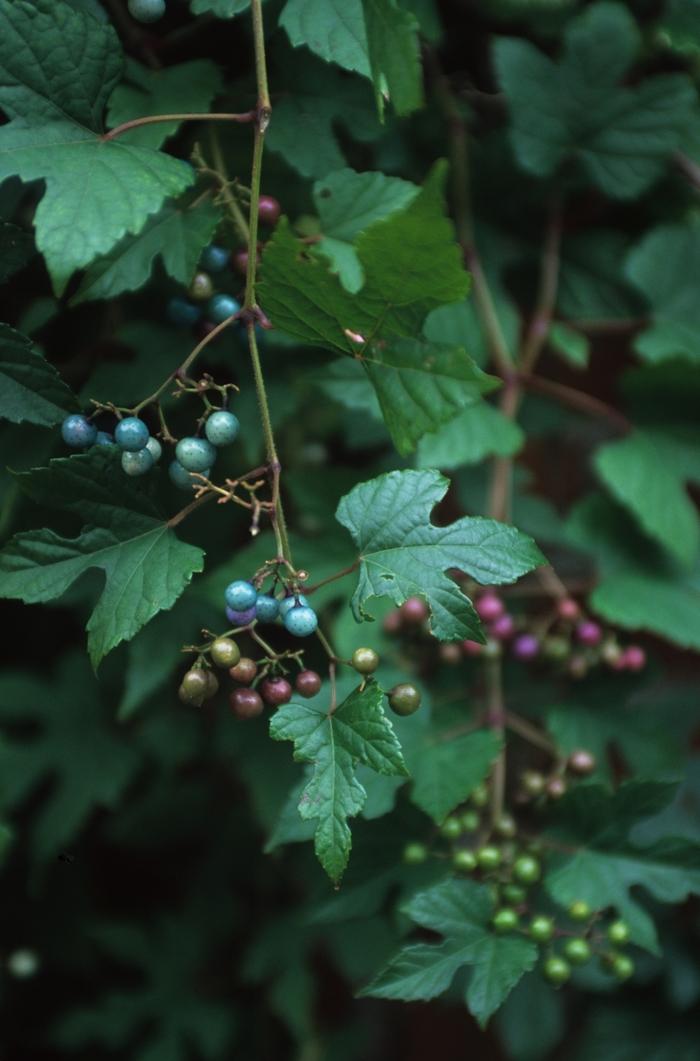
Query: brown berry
[
  {"left": 399, "top": 596, "right": 429, "bottom": 624},
  {"left": 295, "top": 670, "right": 322, "bottom": 698},
  {"left": 230, "top": 687, "right": 264, "bottom": 719},
  {"left": 439, "top": 643, "right": 462, "bottom": 665},
  {"left": 230, "top": 657, "right": 257, "bottom": 684}
]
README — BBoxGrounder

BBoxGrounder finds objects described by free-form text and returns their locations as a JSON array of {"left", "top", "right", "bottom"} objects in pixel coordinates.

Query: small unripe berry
[
  {"left": 607, "top": 920, "right": 630, "bottom": 944},
  {"left": 388, "top": 683, "right": 422, "bottom": 716},
  {"left": 295, "top": 670, "right": 322, "bottom": 698},
  {"left": 453, "top": 849, "right": 477, "bottom": 872},
  {"left": 568, "top": 654, "right": 588, "bottom": 679},
  {"left": 513, "top": 855, "right": 541, "bottom": 884},
  {"left": 568, "top": 900, "right": 591, "bottom": 921},
  {"left": 546, "top": 777, "right": 567, "bottom": 800},
  {"left": 568, "top": 749, "right": 596, "bottom": 776},
  {"left": 351, "top": 647, "right": 379, "bottom": 675},
  {"left": 557, "top": 598, "right": 580, "bottom": 621},
  {"left": 543, "top": 635, "right": 570, "bottom": 662},
  {"left": 501, "top": 884, "right": 527, "bottom": 905},
  {"left": 7, "top": 949, "right": 39, "bottom": 978},
  {"left": 460, "top": 810, "right": 480, "bottom": 832},
  {"left": 261, "top": 676, "right": 293, "bottom": 707},
  {"left": 610, "top": 953, "right": 634, "bottom": 981},
  {"left": 229, "top": 657, "right": 257, "bottom": 684},
  {"left": 475, "top": 593, "right": 504, "bottom": 622},
  {"left": 576, "top": 619, "right": 602, "bottom": 646},
  {"left": 512, "top": 633, "right": 540, "bottom": 661},
  {"left": 529, "top": 916, "right": 555, "bottom": 943},
  {"left": 564, "top": 938, "right": 591, "bottom": 965},
  {"left": 440, "top": 816, "right": 462, "bottom": 840},
  {"left": 210, "top": 637, "right": 240, "bottom": 668},
  {"left": 258, "top": 195, "right": 281, "bottom": 225},
  {"left": 490, "top": 613, "right": 515, "bottom": 640},
  {"left": 470, "top": 783, "right": 489, "bottom": 808},
  {"left": 128, "top": 0, "right": 166, "bottom": 22},
  {"left": 495, "top": 814, "right": 517, "bottom": 839},
  {"left": 205, "top": 670, "right": 219, "bottom": 699},
  {"left": 476, "top": 845, "right": 501, "bottom": 870},
  {"left": 492, "top": 908, "right": 519, "bottom": 933},
  {"left": 522, "top": 770, "right": 546, "bottom": 797},
  {"left": 189, "top": 271, "right": 214, "bottom": 301},
  {"left": 181, "top": 668, "right": 209, "bottom": 703},
  {"left": 601, "top": 639, "right": 623, "bottom": 666},
  {"left": 230, "top": 687, "right": 264, "bottom": 719},
  {"left": 400, "top": 596, "right": 429, "bottom": 624},
  {"left": 403, "top": 842, "right": 428, "bottom": 865},
  {"left": 543, "top": 956, "right": 570, "bottom": 985}
]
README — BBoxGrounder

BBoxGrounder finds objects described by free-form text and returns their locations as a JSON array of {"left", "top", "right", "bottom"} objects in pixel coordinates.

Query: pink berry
[
  {"left": 622, "top": 645, "right": 646, "bottom": 671},
  {"left": 476, "top": 593, "right": 504, "bottom": 622},
  {"left": 462, "top": 639, "right": 483, "bottom": 657},
  {"left": 440, "top": 643, "right": 462, "bottom": 664},
  {"left": 400, "top": 596, "right": 429, "bottom": 624},
  {"left": 383, "top": 609, "right": 402, "bottom": 633},
  {"left": 512, "top": 633, "right": 540, "bottom": 661},
  {"left": 557, "top": 598, "right": 580, "bottom": 621},
  {"left": 576, "top": 620, "right": 602, "bottom": 646},
  {"left": 490, "top": 613, "right": 515, "bottom": 641}
]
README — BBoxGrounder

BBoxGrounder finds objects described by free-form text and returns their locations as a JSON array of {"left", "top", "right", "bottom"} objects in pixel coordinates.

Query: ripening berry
[
  {"left": 529, "top": 916, "right": 555, "bottom": 943},
  {"left": 232, "top": 248, "right": 250, "bottom": 275},
  {"left": 547, "top": 776, "right": 567, "bottom": 799},
  {"left": 254, "top": 594, "right": 280, "bottom": 623},
  {"left": 403, "top": 842, "right": 428, "bottom": 865},
  {"left": 568, "top": 901, "right": 591, "bottom": 921},
  {"left": 475, "top": 592, "right": 504, "bottom": 622},
  {"left": 351, "top": 647, "right": 379, "bottom": 674},
  {"left": 543, "top": 956, "right": 571, "bottom": 986},
  {"left": 189, "top": 271, "right": 214, "bottom": 301},
  {"left": 513, "top": 855, "right": 541, "bottom": 884},
  {"left": 512, "top": 633, "right": 540, "bottom": 661},
  {"left": 169, "top": 459, "right": 209, "bottom": 490},
  {"left": 383, "top": 609, "right": 402, "bottom": 634},
  {"left": 206, "top": 293, "right": 241, "bottom": 325},
  {"left": 210, "top": 637, "right": 240, "bottom": 668},
  {"left": 607, "top": 920, "right": 630, "bottom": 945},
  {"left": 200, "top": 244, "right": 230, "bottom": 273},
  {"left": 522, "top": 770, "right": 546, "bottom": 797},
  {"left": 279, "top": 594, "right": 309, "bottom": 618},
  {"left": 557, "top": 597, "right": 580, "bottom": 621},
  {"left": 167, "top": 297, "right": 201, "bottom": 328},
  {"left": 258, "top": 195, "right": 281, "bottom": 225},
  {"left": 205, "top": 670, "right": 219, "bottom": 698},
  {"left": 176, "top": 437, "right": 217, "bottom": 473},
  {"left": 490, "top": 613, "right": 515, "bottom": 640},
  {"left": 564, "top": 938, "right": 592, "bottom": 965},
  {"left": 440, "top": 642, "right": 463, "bottom": 665},
  {"left": 61, "top": 414, "right": 98, "bottom": 449},
  {"left": 181, "top": 668, "right": 209, "bottom": 702},
  {"left": 453, "top": 849, "right": 477, "bottom": 872},
  {"left": 462, "top": 639, "right": 483, "bottom": 657},
  {"left": 205, "top": 410, "right": 240, "bottom": 446},
  {"left": 568, "top": 749, "right": 596, "bottom": 776},
  {"left": 295, "top": 670, "right": 322, "bottom": 698},
  {"left": 492, "top": 908, "right": 519, "bottom": 933},
  {"left": 610, "top": 953, "right": 634, "bottom": 981},
  {"left": 284, "top": 605, "right": 318, "bottom": 637},
  {"left": 622, "top": 645, "right": 646, "bottom": 671},
  {"left": 568, "top": 654, "right": 588, "bottom": 679},
  {"left": 495, "top": 814, "right": 517, "bottom": 839},
  {"left": 399, "top": 596, "right": 429, "bottom": 624},
  {"left": 224, "top": 580, "right": 258, "bottom": 611},
  {"left": 115, "top": 417, "right": 149, "bottom": 452},
  {"left": 476, "top": 845, "right": 501, "bottom": 870},
  {"left": 230, "top": 687, "right": 264, "bottom": 719},
  {"left": 470, "top": 783, "right": 489, "bottom": 808},
  {"left": 576, "top": 620, "right": 602, "bottom": 646},
  {"left": 225, "top": 605, "right": 257, "bottom": 626},
  {"left": 543, "top": 635, "right": 570, "bottom": 662},
  {"left": 388, "top": 683, "right": 421, "bottom": 716},
  {"left": 230, "top": 657, "right": 257, "bottom": 684},
  {"left": 440, "top": 816, "right": 462, "bottom": 840},
  {"left": 261, "top": 676, "right": 293, "bottom": 707},
  {"left": 121, "top": 448, "right": 154, "bottom": 476}
]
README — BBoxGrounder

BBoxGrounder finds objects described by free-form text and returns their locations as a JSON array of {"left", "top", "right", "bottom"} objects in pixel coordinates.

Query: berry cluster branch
[{"left": 102, "top": 110, "right": 257, "bottom": 143}]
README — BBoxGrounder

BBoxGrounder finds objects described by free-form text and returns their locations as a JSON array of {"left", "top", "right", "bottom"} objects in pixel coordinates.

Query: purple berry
[
  {"left": 512, "top": 633, "right": 540, "bottom": 661},
  {"left": 476, "top": 593, "right": 504, "bottom": 622},
  {"left": 225, "top": 605, "right": 257, "bottom": 626},
  {"left": 622, "top": 645, "right": 646, "bottom": 671},
  {"left": 490, "top": 613, "right": 515, "bottom": 640},
  {"left": 576, "top": 620, "right": 602, "bottom": 647}
]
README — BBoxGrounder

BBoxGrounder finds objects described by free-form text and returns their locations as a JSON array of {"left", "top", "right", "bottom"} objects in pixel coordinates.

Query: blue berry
[
  {"left": 200, "top": 244, "right": 230, "bottom": 273},
  {"left": 94, "top": 431, "right": 115, "bottom": 447},
  {"left": 167, "top": 297, "right": 201, "bottom": 328},
  {"left": 115, "top": 417, "right": 150, "bottom": 453},
  {"left": 255, "top": 594, "right": 280, "bottom": 623},
  {"left": 145, "top": 437, "right": 162, "bottom": 462},
  {"left": 121, "top": 449, "right": 154, "bottom": 476},
  {"left": 224, "top": 580, "right": 258, "bottom": 611},
  {"left": 127, "top": 0, "right": 166, "bottom": 22},
  {"left": 61, "top": 415, "right": 97, "bottom": 449},
  {"left": 225, "top": 605, "right": 257, "bottom": 626},
  {"left": 284, "top": 605, "right": 318, "bottom": 637},
  {"left": 169, "top": 459, "right": 210, "bottom": 490},
  {"left": 175, "top": 437, "right": 217, "bottom": 473},
  {"left": 205, "top": 410, "right": 240, "bottom": 446},
  {"left": 279, "top": 593, "right": 309, "bottom": 618},
  {"left": 206, "top": 294, "right": 240, "bottom": 325}
]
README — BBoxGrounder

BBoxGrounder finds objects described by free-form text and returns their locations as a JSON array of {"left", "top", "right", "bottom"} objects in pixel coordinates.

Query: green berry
[
  {"left": 470, "top": 783, "right": 489, "bottom": 807},
  {"left": 181, "top": 668, "right": 209, "bottom": 704},
  {"left": 476, "top": 845, "right": 501, "bottom": 870},
  {"left": 388, "top": 683, "right": 422, "bottom": 716},
  {"left": 568, "top": 901, "right": 591, "bottom": 921},
  {"left": 521, "top": 770, "right": 546, "bottom": 796},
  {"left": 543, "top": 956, "right": 570, "bottom": 986},
  {"left": 529, "top": 916, "right": 555, "bottom": 943},
  {"left": 513, "top": 855, "right": 541, "bottom": 884},
  {"left": 501, "top": 884, "right": 527, "bottom": 905},
  {"left": 563, "top": 938, "right": 591, "bottom": 965},
  {"left": 453, "top": 849, "right": 477, "bottom": 872},
  {"left": 607, "top": 920, "right": 630, "bottom": 944},
  {"left": 492, "top": 908, "right": 519, "bottom": 933},
  {"left": 611, "top": 953, "right": 634, "bottom": 981},
  {"left": 351, "top": 647, "right": 379, "bottom": 675},
  {"left": 440, "top": 816, "right": 462, "bottom": 840},
  {"left": 403, "top": 842, "right": 428, "bottom": 865},
  {"left": 210, "top": 637, "right": 240, "bottom": 668},
  {"left": 189, "top": 271, "right": 214, "bottom": 301},
  {"left": 460, "top": 810, "right": 480, "bottom": 832},
  {"left": 495, "top": 813, "right": 516, "bottom": 839}
]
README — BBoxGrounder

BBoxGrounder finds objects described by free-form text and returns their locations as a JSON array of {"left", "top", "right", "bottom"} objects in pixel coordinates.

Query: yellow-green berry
[
  {"left": 563, "top": 938, "right": 591, "bottom": 965},
  {"left": 403, "top": 842, "right": 428, "bottom": 865},
  {"left": 453, "top": 849, "right": 477, "bottom": 872},
  {"left": 440, "top": 816, "right": 462, "bottom": 840},
  {"left": 529, "top": 916, "right": 555, "bottom": 943}
]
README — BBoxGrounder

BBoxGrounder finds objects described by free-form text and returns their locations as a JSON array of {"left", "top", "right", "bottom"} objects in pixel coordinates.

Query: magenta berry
[
  {"left": 622, "top": 645, "right": 646, "bottom": 671},
  {"left": 576, "top": 620, "right": 602, "bottom": 646},
  {"left": 557, "top": 597, "right": 580, "bottom": 621},
  {"left": 400, "top": 596, "right": 429, "bottom": 624},
  {"left": 512, "top": 633, "right": 540, "bottom": 661},
  {"left": 490, "top": 613, "right": 515, "bottom": 640},
  {"left": 476, "top": 593, "right": 504, "bottom": 622},
  {"left": 260, "top": 677, "right": 293, "bottom": 707}
]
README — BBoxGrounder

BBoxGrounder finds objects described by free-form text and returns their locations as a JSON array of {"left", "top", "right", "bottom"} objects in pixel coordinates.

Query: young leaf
[
  {"left": 544, "top": 780, "right": 700, "bottom": 953},
  {"left": 0, "top": 324, "right": 79, "bottom": 426},
  {"left": 494, "top": 2, "right": 696, "bottom": 199},
  {"left": 361, "top": 879, "right": 537, "bottom": 1026},
  {"left": 0, "top": 450, "right": 204, "bottom": 665},
  {"left": 336, "top": 469, "right": 545, "bottom": 642},
  {"left": 361, "top": 0, "right": 424, "bottom": 117},
  {"left": 408, "top": 728, "right": 503, "bottom": 824},
  {"left": 0, "top": 0, "right": 194, "bottom": 294},
  {"left": 269, "top": 679, "right": 409, "bottom": 881},
  {"left": 72, "top": 200, "right": 222, "bottom": 305}
]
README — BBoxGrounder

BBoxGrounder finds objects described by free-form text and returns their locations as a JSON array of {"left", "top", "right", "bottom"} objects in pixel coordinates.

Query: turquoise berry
[
  {"left": 255, "top": 594, "right": 280, "bottom": 623},
  {"left": 61, "top": 415, "right": 97, "bottom": 449},
  {"left": 200, "top": 244, "right": 230, "bottom": 273},
  {"left": 169, "top": 459, "right": 210, "bottom": 490},
  {"left": 115, "top": 417, "right": 149, "bottom": 453},
  {"left": 121, "top": 449, "right": 154, "bottom": 476},
  {"left": 207, "top": 294, "right": 240, "bottom": 325},
  {"left": 128, "top": 0, "right": 166, "bottom": 22},
  {"left": 145, "top": 437, "right": 162, "bottom": 462},
  {"left": 279, "top": 593, "right": 309, "bottom": 618},
  {"left": 94, "top": 431, "right": 114, "bottom": 447},
  {"left": 167, "top": 297, "right": 201, "bottom": 328},
  {"left": 205, "top": 410, "right": 240, "bottom": 446},
  {"left": 175, "top": 437, "right": 217, "bottom": 473},
  {"left": 224, "top": 580, "right": 258, "bottom": 611},
  {"left": 284, "top": 604, "right": 318, "bottom": 637}
]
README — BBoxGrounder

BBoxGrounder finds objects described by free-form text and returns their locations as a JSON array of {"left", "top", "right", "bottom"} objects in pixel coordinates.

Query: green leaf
[
  {"left": 107, "top": 59, "right": 224, "bottom": 150},
  {"left": 494, "top": 2, "right": 696, "bottom": 198},
  {"left": 557, "top": 231, "right": 645, "bottom": 322},
  {"left": 548, "top": 322, "right": 589, "bottom": 370},
  {"left": 0, "top": 0, "right": 194, "bottom": 294},
  {"left": 72, "top": 200, "right": 221, "bottom": 305},
  {"left": 336, "top": 468, "right": 545, "bottom": 642},
  {"left": 269, "top": 679, "right": 408, "bottom": 881},
  {"left": 361, "top": 879, "right": 537, "bottom": 1025},
  {"left": 415, "top": 402, "right": 524, "bottom": 469},
  {"left": 0, "top": 324, "right": 79, "bottom": 426},
  {"left": 545, "top": 781, "right": 700, "bottom": 952},
  {"left": 190, "top": 0, "right": 250, "bottom": 15},
  {"left": 0, "top": 221, "right": 34, "bottom": 282},
  {"left": 260, "top": 162, "right": 470, "bottom": 353},
  {"left": 312, "top": 168, "right": 418, "bottom": 292},
  {"left": 362, "top": 0, "right": 424, "bottom": 117},
  {"left": 0, "top": 450, "right": 204, "bottom": 665},
  {"left": 595, "top": 429, "right": 700, "bottom": 568},
  {"left": 364, "top": 339, "right": 499, "bottom": 455},
  {"left": 625, "top": 223, "right": 700, "bottom": 364},
  {"left": 280, "top": 0, "right": 371, "bottom": 77},
  {"left": 0, "top": 656, "right": 140, "bottom": 859},
  {"left": 409, "top": 728, "right": 503, "bottom": 824}
]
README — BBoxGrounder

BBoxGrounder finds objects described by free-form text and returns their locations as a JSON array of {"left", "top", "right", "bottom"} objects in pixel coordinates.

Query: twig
[
  {"left": 521, "top": 374, "right": 631, "bottom": 432},
  {"left": 102, "top": 111, "right": 256, "bottom": 142}
]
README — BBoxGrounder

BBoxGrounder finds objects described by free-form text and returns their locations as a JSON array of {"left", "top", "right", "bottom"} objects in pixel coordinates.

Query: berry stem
[
  {"left": 102, "top": 111, "right": 257, "bottom": 142},
  {"left": 484, "top": 652, "right": 506, "bottom": 829},
  {"left": 305, "top": 561, "right": 360, "bottom": 595},
  {"left": 167, "top": 491, "right": 215, "bottom": 529},
  {"left": 505, "top": 711, "right": 560, "bottom": 756},
  {"left": 519, "top": 374, "right": 631, "bottom": 433},
  {"left": 206, "top": 131, "right": 250, "bottom": 246}
]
